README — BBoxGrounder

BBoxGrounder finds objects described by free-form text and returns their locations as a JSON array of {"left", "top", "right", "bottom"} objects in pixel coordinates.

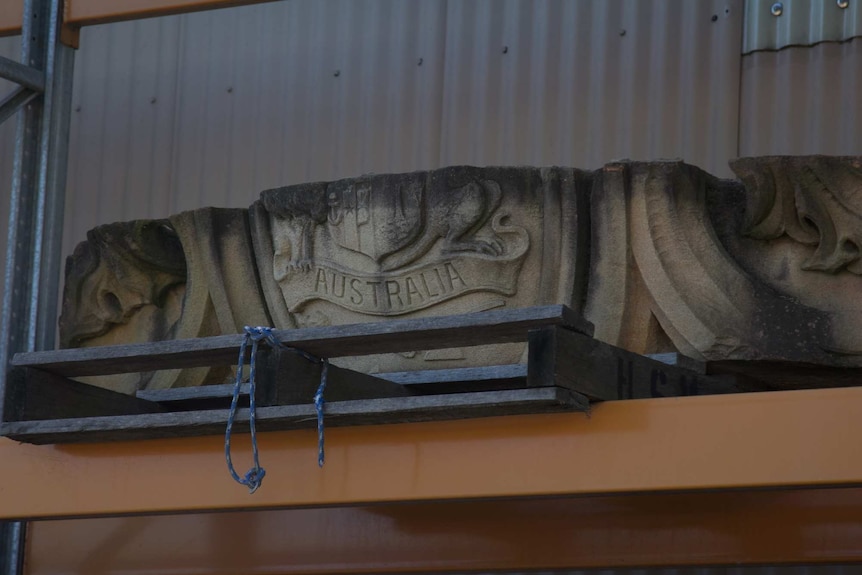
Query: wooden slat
[
  {"left": 137, "top": 383, "right": 248, "bottom": 403},
  {"left": 1, "top": 387, "right": 588, "bottom": 444},
  {"left": 380, "top": 364, "right": 527, "bottom": 385},
  {"left": 255, "top": 347, "right": 412, "bottom": 407},
  {"left": 527, "top": 326, "right": 746, "bottom": 400},
  {"left": 13, "top": 305, "right": 592, "bottom": 377},
  {"left": 4, "top": 367, "right": 164, "bottom": 422},
  {"left": 707, "top": 359, "right": 862, "bottom": 390}
]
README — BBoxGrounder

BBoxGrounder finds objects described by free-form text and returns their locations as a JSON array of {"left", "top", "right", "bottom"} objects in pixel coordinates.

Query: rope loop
[{"left": 225, "top": 325, "right": 329, "bottom": 493}]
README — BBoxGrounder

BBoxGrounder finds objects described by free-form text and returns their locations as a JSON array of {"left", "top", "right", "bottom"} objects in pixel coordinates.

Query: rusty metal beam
[{"left": 2, "top": 386, "right": 862, "bottom": 519}]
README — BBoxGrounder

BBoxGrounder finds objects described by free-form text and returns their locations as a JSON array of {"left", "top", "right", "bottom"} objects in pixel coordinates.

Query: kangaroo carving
[{"left": 263, "top": 175, "right": 504, "bottom": 274}]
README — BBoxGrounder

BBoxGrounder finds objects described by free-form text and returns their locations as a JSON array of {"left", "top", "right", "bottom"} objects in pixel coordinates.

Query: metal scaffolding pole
[{"left": 0, "top": 0, "right": 75, "bottom": 572}]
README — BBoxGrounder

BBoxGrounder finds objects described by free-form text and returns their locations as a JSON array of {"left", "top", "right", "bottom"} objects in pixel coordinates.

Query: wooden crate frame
[{"left": 2, "top": 305, "right": 742, "bottom": 444}]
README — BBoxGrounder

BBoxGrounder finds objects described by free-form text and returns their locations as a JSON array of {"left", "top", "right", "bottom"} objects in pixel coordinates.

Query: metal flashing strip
[{"left": 744, "top": 0, "right": 862, "bottom": 53}]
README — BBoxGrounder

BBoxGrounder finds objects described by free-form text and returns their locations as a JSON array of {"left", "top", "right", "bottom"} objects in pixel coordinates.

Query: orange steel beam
[
  {"left": 0, "top": 0, "right": 278, "bottom": 36},
  {"left": 65, "top": 0, "right": 277, "bottom": 27},
  {"left": 0, "top": 3, "right": 23, "bottom": 36},
  {"left": 25, "top": 490, "right": 862, "bottom": 572},
  {"left": 2, "top": 386, "right": 862, "bottom": 519}
]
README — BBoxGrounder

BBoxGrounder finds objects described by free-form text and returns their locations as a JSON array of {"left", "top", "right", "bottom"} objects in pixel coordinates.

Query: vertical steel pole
[{"left": 0, "top": 0, "right": 74, "bottom": 572}]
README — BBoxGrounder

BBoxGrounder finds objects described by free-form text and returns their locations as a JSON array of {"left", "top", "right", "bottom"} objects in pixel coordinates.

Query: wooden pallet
[{"left": 1, "top": 305, "right": 742, "bottom": 444}]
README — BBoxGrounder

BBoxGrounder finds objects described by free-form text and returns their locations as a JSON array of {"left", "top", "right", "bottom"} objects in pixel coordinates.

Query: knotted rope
[{"left": 225, "top": 326, "right": 329, "bottom": 494}]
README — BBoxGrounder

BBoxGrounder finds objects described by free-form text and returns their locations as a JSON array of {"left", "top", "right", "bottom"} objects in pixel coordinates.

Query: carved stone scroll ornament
[
  {"left": 58, "top": 159, "right": 862, "bottom": 394},
  {"left": 726, "top": 156, "right": 862, "bottom": 357}
]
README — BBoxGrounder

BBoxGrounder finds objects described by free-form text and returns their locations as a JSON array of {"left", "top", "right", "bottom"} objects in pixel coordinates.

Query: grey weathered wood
[
  {"left": 137, "top": 383, "right": 248, "bottom": 403},
  {"left": 646, "top": 352, "right": 706, "bottom": 375},
  {"left": 138, "top": 365, "right": 530, "bottom": 405},
  {"left": 137, "top": 365, "right": 527, "bottom": 409},
  {"left": 4, "top": 367, "right": 164, "bottom": 422},
  {"left": 705, "top": 359, "right": 862, "bottom": 390},
  {"left": 527, "top": 326, "right": 744, "bottom": 400},
  {"left": 255, "top": 347, "right": 412, "bottom": 406},
  {"left": 13, "top": 305, "right": 593, "bottom": 377},
  {"left": 379, "top": 364, "right": 527, "bottom": 385},
  {"left": 1, "top": 387, "right": 588, "bottom": 444}
]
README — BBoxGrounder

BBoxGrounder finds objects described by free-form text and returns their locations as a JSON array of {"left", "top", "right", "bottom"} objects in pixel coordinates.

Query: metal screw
[
  {"left": 770, "top": 2, "right": 783, "bottom": 16},
  {"left": 711, "top": 14, "right": 718, "bottom": 22},
  {"left": 837, "top": 0, "right": 849, "bottom": 8}
]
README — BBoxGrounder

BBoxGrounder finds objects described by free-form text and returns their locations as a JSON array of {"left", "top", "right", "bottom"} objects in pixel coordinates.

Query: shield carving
[{"left": 327, "top": 175, "right": 424, "bottom": 263}]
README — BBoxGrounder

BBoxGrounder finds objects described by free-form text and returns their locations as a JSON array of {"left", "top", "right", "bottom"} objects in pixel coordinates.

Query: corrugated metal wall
[
  {"left": 438, "top": 0, "right": 741, "bottom": 172},
  {"left": 744, "top": 0, "right": 862, "bottom": 53},
  {"left": 0, "top": 0, "right": 859, "bottom": 335},
  {"left": 739, "top": 38, "right": 862, "bottom": 156},
  {"left": 28, "top": 0, "right": 747, "bottom": 291}
]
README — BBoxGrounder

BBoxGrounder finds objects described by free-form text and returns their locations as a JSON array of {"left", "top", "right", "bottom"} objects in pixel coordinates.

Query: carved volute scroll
[{"left": 58, "top": 158, "right": 862, "bottom": 394}]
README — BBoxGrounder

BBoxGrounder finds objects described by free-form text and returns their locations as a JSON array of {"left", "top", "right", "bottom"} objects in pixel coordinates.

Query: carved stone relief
[{"left": 58, "top": 158, "right": 862, "bottom": 394}]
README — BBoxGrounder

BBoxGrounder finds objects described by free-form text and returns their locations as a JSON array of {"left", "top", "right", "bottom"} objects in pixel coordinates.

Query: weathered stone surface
[
  {"left": 58, "top": 158, "right": 862, "bottom": 394},
  {"left": 254, "top": 166, "right": 588, "bottom": 373}
]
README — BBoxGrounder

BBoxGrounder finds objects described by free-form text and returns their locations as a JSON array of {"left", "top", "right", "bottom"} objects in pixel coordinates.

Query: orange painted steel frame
[
  {"left": 0, "top": 0, "right": 278, "bottom": 35},
  {"left": 1, "top": 387, "right": 862, "bottom": 519},
  {"left": 24, "top": 489, "right": 862, "bottom": 572}
]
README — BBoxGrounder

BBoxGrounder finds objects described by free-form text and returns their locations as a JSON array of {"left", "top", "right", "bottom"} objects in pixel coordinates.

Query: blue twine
[
  {"left": 225, "top": 325, "right": 329, "bottom": 493},
  {"left": 225, "top": 326, "right": 271, "bottom": 494},
  {"left": 314, "top": 360, "right": 329, "bottom": 467}
]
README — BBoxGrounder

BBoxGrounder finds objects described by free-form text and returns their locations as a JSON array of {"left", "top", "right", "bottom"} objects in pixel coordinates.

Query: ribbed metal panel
[
  {"left": 744, "top": 0, "right": 862, "bottom": 54},
  {"left": 438, "top": 0, "right": 743, "bottom": 177},
  {"left": 62, "top": 0, "right": 448, "bottom": 266},
  {"left": 739, "top": 39, "right": 862, "bottom": 156},
  {"left": 58, "top": 0, "right": 743, "bottom": 263},
  {"left": 4, "top": 1, "right": 860, "bottom": 329}
]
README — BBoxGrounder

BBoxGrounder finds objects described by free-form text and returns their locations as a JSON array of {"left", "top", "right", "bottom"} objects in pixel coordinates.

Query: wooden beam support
[
  {"left": 13, "top": 305, "right": 592, "bottom": 377},
  {"left": 255, "top": 347, "right": 412, "bottom": 407},
  {"left": 527, "top": 326, "right": 744, "bottom": 400},
  {"left": 1, "top": 387, "right": 585, "bottom": 444},
  {"left": 4, "top": 367, "right": 163, "bottom": 422}
]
